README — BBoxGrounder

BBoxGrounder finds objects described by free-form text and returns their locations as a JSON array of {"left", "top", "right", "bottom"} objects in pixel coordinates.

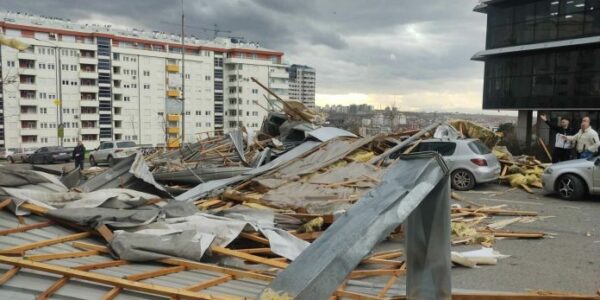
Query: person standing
[
  {"left": 73, "top": 140, "right": 86, "bottom": 170},
  {"left": 540, "top": 113, "right": 576, "bottom": 162},
  {"left": 562, "top": 116, "right": 600, "bottom": 159}
]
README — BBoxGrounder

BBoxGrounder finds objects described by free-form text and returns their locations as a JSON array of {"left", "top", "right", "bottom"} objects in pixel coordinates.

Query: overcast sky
[{"left": 1, "top": 0, "right": 496, "bottom": 113}]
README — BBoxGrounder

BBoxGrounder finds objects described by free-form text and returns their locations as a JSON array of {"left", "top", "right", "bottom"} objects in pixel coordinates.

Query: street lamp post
[{"left": 36, "top": 38, "right": 64, "bottom": 146}]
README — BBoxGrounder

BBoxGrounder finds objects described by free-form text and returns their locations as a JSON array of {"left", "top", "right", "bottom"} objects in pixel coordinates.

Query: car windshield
[
  {"left": 468, "top": 140, "right": 491, "bottom": 155},
  {"left": 117, "top": 141, "right": 136, "bottom": 148}
]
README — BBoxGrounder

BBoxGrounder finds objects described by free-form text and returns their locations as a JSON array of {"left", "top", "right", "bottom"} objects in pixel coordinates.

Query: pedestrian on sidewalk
[
  {"left": 73, "top": 140, "right": 86, "bottom": 170},
  {"left": 540, "top": 113, "right": 576, "bottom": 162},
  {"left": 562, "top": 116, "right": 600, "bottom": 159}
]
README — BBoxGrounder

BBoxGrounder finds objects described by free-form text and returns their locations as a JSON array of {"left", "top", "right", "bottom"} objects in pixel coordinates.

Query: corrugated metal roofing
[{"left": 0, "top": 210, "right": 270, "bottom": 299}]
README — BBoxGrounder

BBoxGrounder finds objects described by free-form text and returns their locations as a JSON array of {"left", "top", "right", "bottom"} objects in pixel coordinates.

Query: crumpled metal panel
[
  {"left": 261, "top": 152, "right": 451, "bottom": 300},
  {"left": 307, "top": 126, "right": 357, "bottom": 142},
  {"left": 275, "top": 137, "right": 374, "bottom": 178},
  {"left": 175, "top": 141, "right": 321, "bottom": 202},
  {"left": 228, "top": 130, "right": 249, "bottom": 166},
  {"left": 78, "top": 154, "right": 167, "bottom": 196}
]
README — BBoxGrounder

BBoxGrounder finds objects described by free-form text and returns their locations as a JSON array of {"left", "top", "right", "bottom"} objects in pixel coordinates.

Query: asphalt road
[
  {"left": 1, "top": 160, "right": 598, "bottom": 294},
  {"left": 372, "top": 183, "right": 600, "bottom": 295}
]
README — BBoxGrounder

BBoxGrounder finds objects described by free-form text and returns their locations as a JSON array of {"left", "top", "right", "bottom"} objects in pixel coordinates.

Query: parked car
[
  {"left": 89, "top": 141, "right": 139, "bottom": 166},
  {"left": 0, "top": 148, "right": 16, "bottom": 160},
  {"left": 395, "top": 138, "right": 501, "bottom": 190},
  {"left": 28, "top": 146, "right": 71, "bottom": 164},
  {"left": 541, "top": 156, "right": 600, "bottom": 200},
  {"left": 6, "top": 148, "right": 37, "bottom": 163}
]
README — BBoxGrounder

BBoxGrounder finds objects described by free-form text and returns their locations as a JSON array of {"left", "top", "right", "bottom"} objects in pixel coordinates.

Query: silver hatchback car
[
  {"left": 541, "top": 156, "right": 600, "bottom": 200},
  {"left": 411, "top": 138, "right": 501, "bottom": 190}
]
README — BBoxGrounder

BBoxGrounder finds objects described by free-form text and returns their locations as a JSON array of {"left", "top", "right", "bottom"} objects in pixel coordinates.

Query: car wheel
[
  {"left": 89, "top": 156, "right": 97, "bottom": 166},
  {"left": 451, "top": 169, "right": 476, "bottom": 191},
  {"left": 556, "top": 174, "right": 586, "bottom": 201},
  {"left": 8, "top": 156, "right": 14, "bottom": 164},
  {"left": 107, "top": 155, "right": 114, "bottom": 166}
]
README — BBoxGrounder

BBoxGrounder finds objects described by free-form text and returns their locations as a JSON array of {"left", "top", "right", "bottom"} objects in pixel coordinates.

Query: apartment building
[
  {"left": 0, "top": 12, "right": 288, "bottom": 150},
  {"left": 288, "top": 64, "right": 315, "bottom": 108}
]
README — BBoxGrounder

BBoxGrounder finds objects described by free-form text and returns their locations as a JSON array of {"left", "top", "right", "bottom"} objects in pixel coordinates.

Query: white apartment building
[
  {"left": 288, "top": 64, "right": 315, "bottom": 108},
  {"left": 0, "top": 12, "right": 288, "bottom": 150}
]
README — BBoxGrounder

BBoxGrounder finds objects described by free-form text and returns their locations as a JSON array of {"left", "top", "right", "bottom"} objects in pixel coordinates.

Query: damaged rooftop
[{"left": 0, "top": 79, "right": 598, "bottom": 299}]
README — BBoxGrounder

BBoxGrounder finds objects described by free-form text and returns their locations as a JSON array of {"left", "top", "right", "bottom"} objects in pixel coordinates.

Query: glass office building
[{"left": 473, "top": 0, "right": 600, "bottom": 146}]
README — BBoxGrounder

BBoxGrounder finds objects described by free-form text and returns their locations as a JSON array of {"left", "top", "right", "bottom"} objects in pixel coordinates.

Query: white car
[
  {"left": 6, "top": 148, "right": 37, "bottom": 163},
  {"left": 89, "top": 141, "right": 139, "bottom": 166},
  {"left": 1, "top": 148, "right": 16, "bottom": 160}
]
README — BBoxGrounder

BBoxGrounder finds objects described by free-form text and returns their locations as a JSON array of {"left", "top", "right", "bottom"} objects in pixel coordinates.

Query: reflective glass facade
[
  {"left": 483, "top": 46, "right": 600, "bottom": 109},
  {"left": 487, "top": 0, "right": 600, "bottom": 49},
  {"left": 481, "top": 0, "right": 600, "bottom": 109}
]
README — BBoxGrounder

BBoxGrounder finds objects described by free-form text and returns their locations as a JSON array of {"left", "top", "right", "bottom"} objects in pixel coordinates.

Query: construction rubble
[{"left": 0, "top": 93, "right": 597, "bottom": 299}]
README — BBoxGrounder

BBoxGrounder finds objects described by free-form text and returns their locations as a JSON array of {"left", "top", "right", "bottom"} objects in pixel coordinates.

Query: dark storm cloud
[{"left": 0, "top": 0, "right": 487, "bottom": 108}]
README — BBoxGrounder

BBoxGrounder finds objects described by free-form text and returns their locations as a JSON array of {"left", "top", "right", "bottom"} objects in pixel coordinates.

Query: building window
[
  {"left": 143, "top": 70, "right": 150, "bottom": 76},
  {"left": 144, "top": 84, "right": 150, "bottom": 89}
]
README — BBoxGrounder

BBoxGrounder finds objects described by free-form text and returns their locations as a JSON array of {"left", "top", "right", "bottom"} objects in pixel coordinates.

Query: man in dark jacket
[
  {"left": 73, "top": 140, "right": 86, "bottom": 170},
  {"left": 540, "top": 113, "right": 576, "bottom": 163}
]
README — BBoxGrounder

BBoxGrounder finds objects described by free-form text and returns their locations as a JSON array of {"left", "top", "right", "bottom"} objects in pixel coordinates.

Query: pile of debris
[
  {"left": 494, "top": 146, "right": 547, "bottom": 193},
  {"left": 0, "top": 81, "right": 594, "bottom": 299}
]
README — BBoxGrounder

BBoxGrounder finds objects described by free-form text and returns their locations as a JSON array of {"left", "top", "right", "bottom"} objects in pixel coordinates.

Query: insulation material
[{"left": 449, "top": 120, "right": 498, "bottom": 148}]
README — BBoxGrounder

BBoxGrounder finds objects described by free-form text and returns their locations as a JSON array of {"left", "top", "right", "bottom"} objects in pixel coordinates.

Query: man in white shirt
[{"left": 562, "top": 116, "right": 600, "bottom": 159}]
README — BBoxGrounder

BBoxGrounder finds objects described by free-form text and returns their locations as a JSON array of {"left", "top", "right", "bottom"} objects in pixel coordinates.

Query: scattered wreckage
[{"left": 0, "top": 82, "right": 597, "bottom": 299}]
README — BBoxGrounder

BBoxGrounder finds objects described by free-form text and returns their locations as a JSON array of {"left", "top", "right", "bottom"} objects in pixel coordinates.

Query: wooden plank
[
  {"left": 520, "top": 184, "right": 534, "bottom": 194},
  {"left": 16, "top": 216, "right": 26, "bottom": 225},
  {"left": 234, "top": 248, "right": 272, "bottom": 254},
  {"left": 0, "top": 232, "right": 91, "bottom": 255},
  {"left": 378, "top": 272, "right": 400, "bottom": 298},
  {"left": 26, "top": 250, "right": 100, "bottom": 262},
  {"left": 403, "top": 140, "right": 422, "bottom": 154},
  {"left": 101, "top": 287, "right": 122, "bottom": 300},
  {"left": 185, "top": 275, "right": 233, "bottom": 292},
  {"left": 450, "top": 292, "right": 598, "bottom": 299},
  {"left": 0, "top": 221, "right": 54, "bottom": 236},
  {"left": 501, "top": 165, "right": 508, "bottom": 177},
  {"left": 75, "top": 260, "right": 129, "bottom": 271},
  {"left": 334, "top": 289, "right": 383, "bottom": 300},
  {"left": 36, "top": 277, "right": 69, "bottom": 300},
  {"left": 538, "top": 137, "right": 553, "bottom": 162},
  {"left": 0, "top": 199, "right": 11, "bottom": 211},
  {"left": 95, "top": 224, "right": 114, "bottom": 242},
  {"left": 239, "top": 232, "right": 270, "bottom": 245},
  {"left": 0, "top": 255, "right": 227, "bottom": 300},
  {"left": 0, "top": 266, "right": 20, "bottom": 285},
  {"left": 372, "top": 251, "right": 403, "bottom": 260},
  {"left": 72, "top": 242, "right": 274, "bottom": 282},
  {"left": 349, "top": 269, "right": 404, "bottom": 279},
  {"left": 463, "top": 208, "right": 538, "bottom": 216},
  {"left": 361, "top": 257, "right": 403, "bottom": 267},
  {"left": 18, "top": 202, "right": 49, "bottom": 214},
  {"left": 480, "top": 230, "right": 545, "bottom": 239},
  {"left": 211, "top": 246, "right": 288, "bottom": 269},
  {"left": 367, "top": 249, "right": 403, "bottom": 260},
  {"left": 197, "top": 199, "right": 223, "bottom": 209},
  {"left": 125, "top": 265, "right": 187, "bottom": 281}
]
